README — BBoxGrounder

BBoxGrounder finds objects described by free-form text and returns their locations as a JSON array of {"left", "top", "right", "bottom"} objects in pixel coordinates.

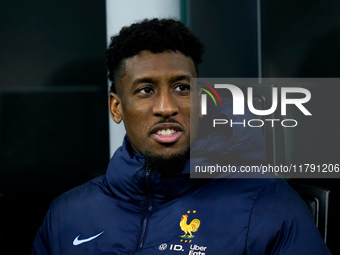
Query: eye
[
  {"left": 138, "top": 87, "right": 154, "bottom": 94},
  {"left": 174, "top": 84, "right": 190, "bottom": 92}
]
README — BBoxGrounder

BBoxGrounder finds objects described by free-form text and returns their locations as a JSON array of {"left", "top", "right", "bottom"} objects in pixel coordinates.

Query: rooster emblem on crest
[{"left": 179, "top": 213, "right": 200, "bottom": 239}]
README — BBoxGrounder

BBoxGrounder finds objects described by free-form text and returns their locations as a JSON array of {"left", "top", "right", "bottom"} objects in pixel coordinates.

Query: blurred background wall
[
  {"left": 261, "top": 1, "right": 340, "bottom": 253},
  {"left": 0, "top": 0, "right": 109, "bottom": 253},
  {"left": 0, "top": 0, "right": 339, "bottom": 254}
]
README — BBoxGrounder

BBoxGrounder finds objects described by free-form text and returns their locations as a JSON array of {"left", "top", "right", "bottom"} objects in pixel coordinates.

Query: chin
[
  {"left": 144, "top": 148, "right": 189, "bottom": 177},
  {"left": 155, "top": 147, "right": 187, "bottom": 159}
]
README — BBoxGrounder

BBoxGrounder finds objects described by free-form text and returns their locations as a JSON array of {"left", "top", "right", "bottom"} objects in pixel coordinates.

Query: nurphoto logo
[{"left": 198, "top": 81, "right": 312, "bottom": 128}]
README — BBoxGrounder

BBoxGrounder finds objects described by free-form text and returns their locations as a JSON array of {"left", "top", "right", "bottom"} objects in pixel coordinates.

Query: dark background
[
  {"left": 260, "top": 1, "right": 340, "bottom": 253},
  {"left": 0, "top": 0, "right": 109, "bottom": 254},
  {"left": 0, "top": 0, "right": 339, "bottom": 254},
  {"left": 191, "top": 0, "right": 340, "bottom": 253}
]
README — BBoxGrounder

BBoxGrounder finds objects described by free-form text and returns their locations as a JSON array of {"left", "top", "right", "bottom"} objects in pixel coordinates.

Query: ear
[{"left": 108, "top": 93, "right": 123, "bottom": 124}]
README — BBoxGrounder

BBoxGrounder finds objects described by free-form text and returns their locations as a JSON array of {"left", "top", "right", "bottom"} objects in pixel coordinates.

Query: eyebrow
[
  {"left": 170, "top": 75, "right": 192, "bottom": 83},
  {"left": 132, "top": 74, "right": 192, "bottom": 87},
  {"left": 132, "top": 77, "right": 155, "bottom": 86}
]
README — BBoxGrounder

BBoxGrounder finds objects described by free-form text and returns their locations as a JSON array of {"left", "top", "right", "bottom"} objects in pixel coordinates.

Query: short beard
[{"left": 144, "top": 150, "right": 188, "bottom": 178}]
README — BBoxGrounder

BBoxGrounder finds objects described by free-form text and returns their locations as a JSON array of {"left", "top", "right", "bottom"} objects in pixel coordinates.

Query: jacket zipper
[{"left": 135, "top": 168, "right": 153, "bottom": 251}]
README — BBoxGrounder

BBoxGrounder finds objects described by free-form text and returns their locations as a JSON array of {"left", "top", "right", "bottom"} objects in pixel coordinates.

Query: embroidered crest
[{"left": 179, "top": 210, "right": 200, "bottom": 241}]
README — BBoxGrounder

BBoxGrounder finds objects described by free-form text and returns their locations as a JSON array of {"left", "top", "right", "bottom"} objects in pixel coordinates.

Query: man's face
[{"left": 109, "top": 50, "right": 199, "bottom": 159}]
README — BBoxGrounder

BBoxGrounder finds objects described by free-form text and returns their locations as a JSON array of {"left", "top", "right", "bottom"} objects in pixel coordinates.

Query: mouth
[{"left": 150, "top": 123, "right": 183, "bottom": 144}]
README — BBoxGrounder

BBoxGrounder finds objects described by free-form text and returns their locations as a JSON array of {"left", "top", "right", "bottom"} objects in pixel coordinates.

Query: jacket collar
[{"left": 105, "top": 136, "right": 205, "bottom": 209}]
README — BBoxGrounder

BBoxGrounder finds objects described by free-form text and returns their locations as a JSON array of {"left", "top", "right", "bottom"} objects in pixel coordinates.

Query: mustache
[{"left": 152, "top": 117, "right": 182, "bottom": 126}]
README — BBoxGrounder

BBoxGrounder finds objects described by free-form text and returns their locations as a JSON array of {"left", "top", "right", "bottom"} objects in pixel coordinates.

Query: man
[{"left": 32, "top": 18, "right": 331, "bottom": 254}]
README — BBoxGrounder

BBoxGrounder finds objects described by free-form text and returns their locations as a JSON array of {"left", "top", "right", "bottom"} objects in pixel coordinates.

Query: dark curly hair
[{"left": 106, "top": 18, "right": 204, "bottom": 93}]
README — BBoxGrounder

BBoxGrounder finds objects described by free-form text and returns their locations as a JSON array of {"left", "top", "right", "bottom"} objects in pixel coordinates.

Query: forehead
[{"left": 121, "top": 50, "right": 197, "bottom": 84}]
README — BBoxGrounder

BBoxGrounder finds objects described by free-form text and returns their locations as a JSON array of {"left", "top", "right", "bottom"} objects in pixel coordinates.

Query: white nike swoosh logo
[{"left": 73, "top": 231, "right": 104, "bottom": 246}]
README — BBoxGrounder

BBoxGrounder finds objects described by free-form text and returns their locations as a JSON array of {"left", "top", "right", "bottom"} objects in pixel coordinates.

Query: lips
[{"left": 150, "top": 123, "right": 183, "bottom": 144}]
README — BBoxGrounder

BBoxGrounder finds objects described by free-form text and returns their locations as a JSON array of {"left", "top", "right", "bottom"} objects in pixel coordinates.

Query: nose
[{"left": 152, "top": 91, "right": 178, "bottom": 118}]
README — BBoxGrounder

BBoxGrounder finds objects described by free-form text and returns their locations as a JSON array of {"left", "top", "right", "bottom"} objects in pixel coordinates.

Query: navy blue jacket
[{"left": 32, "top": 100, "right": 331, "bottom": 255}]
